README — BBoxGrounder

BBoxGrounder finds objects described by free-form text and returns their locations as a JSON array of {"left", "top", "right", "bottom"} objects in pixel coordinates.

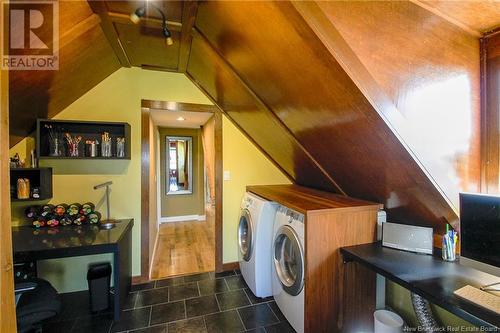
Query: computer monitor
[{"left": 459, "top": 193, "right": 500, "bottom": 277}]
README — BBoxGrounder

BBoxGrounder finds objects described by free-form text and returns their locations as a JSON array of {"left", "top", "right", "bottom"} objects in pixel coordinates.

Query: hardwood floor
[{"left": 150, "top": 211, "right": 215, "bottom": 279}]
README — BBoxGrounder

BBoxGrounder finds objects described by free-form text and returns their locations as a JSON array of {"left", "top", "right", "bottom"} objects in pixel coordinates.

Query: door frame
[
  {"left": 140, "top": 100, "right": 223, "bottom": 281},
  {"left": 1, "top": 40, "right": 17, "bottom": 331}
]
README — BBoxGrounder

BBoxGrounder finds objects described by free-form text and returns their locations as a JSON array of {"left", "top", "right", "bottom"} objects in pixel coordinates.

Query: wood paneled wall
[
  {"left": 187, "top": 1, "right": 475, "bottom": 234},
  {"left": 311, "top": 0, "right": 481, "bottom": 208},
  {"left": 186, "top": 32, "right": 342, "bottom": 193},
  {"left": 481, "top": 30, "right": 500, "bottom": 193}
]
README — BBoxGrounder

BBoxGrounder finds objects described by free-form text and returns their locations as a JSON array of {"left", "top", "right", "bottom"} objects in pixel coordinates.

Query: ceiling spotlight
[
  {"left": 177, "top": 117, "right": 185, "bottom": 121},
  {"left": 130, "top": 7, "right": 146, "bottom": 24},
  {"left": 163, "top": 27, "right": 173, "bottom": 46},
  {"left": 130, "top": 3, "right": 173, "bottom": 46}
]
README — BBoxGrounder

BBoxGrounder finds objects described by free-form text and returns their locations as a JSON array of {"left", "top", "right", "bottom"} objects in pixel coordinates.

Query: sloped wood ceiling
[
  {"left": 88, "top": 1, "right": 192, "bottom": 71},
  {"left": 9, "top": 0, "right": 192, "bottom": 146},
  {"left": 416, "top": 0, "right": 500, "bottom": 34},
  {"left": 9, "top": 2, "right": 121, "bottom": 146},
  {"left": 186, "top": 1, "right": 488, "bottom": 233}
]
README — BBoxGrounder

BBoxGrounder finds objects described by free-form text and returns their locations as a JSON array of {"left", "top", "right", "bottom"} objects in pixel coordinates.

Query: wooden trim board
[
  {"left": 222, "top": 262, "right": 239, "bottom": 272},
  {"left": 0, "top": 36, "right": 17, "bottom": 331},
  {"left": 140, "top": 108, "right": 152, "bottom": 280}
]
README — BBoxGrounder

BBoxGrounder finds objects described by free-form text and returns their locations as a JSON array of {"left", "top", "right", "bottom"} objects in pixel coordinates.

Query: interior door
[
  {"left": 274, "top": 225, "right": 304, "bottom": 296},
  {"left": 238, "top": 209, "right": 253, "bottom": 261}
]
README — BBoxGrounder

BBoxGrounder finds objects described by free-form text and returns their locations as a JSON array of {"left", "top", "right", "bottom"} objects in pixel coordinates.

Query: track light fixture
[
  {"left": 130, "top": 3, "right": 173, "bottom": 46},
  {"left": 130, "top": 7, "right": 146, "bottom": 24}
]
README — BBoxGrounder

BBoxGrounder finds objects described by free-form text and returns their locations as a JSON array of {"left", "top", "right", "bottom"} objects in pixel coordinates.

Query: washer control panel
[{"left": 277, "top": 205, "right": 305, "bottom": 224}]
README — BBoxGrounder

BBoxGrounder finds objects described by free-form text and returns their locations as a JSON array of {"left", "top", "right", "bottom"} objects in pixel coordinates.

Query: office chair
[{"left": 15, "top": 278, "right": 62, "bottom": 333}]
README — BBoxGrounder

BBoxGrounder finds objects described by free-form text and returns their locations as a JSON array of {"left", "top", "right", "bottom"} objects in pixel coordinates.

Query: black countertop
[
  {"left": 12, "top": 219, "right": 134, "bottom": 255},
  {"left": 341, "top": 242, "right": 500, "bottom": 329}
]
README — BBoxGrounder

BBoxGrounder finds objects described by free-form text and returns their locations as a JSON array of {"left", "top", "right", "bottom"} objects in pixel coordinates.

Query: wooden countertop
[{"left": 247, "top": 184, "right": 382, "bottom": 213}]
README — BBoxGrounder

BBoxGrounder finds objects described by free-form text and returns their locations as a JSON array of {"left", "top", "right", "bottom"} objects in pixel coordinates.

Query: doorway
[{"left": 141, "top": 100, "right": 222, "bottom": 281}]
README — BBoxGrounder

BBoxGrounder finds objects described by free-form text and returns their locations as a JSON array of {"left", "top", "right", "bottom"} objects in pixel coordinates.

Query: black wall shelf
[
  {"left": 36, "top": 119, "right": 131, "bottom": 160},
  {"left": 10, "top": 168, "right": 53, "bottom": 201}
]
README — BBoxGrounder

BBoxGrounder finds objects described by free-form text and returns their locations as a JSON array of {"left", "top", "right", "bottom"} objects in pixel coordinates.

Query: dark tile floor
[{"left": 42, "top": 270, "right": 296, "bottom": 333}]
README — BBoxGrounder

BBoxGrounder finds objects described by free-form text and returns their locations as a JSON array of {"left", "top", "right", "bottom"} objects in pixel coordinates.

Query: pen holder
[
  {"left": 101, "top": 141, "right": 112, "bottom": 157},
  {"left": 116, "top": 139, "right": 125, "bottom": 158},
  {"left": 442, "top": 234, "right": 457, "bottom": 262},
  {"left": 49, "top": 138, "right": 62, "bottom": 157}
]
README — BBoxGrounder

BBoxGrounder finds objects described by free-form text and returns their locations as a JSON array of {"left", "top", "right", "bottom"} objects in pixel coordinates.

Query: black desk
[
  {"left": 12, "top": 219, "right": 133, "bottom": 321},
  {"left": 341, "top": 242, "right": 499, "bottom": 329}
]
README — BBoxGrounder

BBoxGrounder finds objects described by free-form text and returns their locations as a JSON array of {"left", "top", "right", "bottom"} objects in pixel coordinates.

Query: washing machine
[
  {"left": 272, "top": 205, "right": 305, "bottom": 333},
  {"left": 238, "top": 192, "right": 278, "bottom": 298}
]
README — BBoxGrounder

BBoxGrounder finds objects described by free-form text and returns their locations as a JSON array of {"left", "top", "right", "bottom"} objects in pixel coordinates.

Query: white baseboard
[{"left": 159, "top": 214, "right": 206, "bottom": 223}]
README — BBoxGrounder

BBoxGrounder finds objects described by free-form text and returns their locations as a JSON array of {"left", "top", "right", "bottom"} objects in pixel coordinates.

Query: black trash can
[{"left": 87, "top": 263, "right": 112, "bottom": 312}]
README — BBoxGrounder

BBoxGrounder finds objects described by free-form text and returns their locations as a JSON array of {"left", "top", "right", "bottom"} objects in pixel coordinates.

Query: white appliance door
[
  {"left": 238, "top": 209, "right": 253, "bottom": 261},
  {"left": 273, "top": 225, "right": 304, "bottom": 296}
]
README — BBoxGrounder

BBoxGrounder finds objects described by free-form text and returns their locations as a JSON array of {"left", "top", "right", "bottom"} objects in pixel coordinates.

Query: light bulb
[
  {"left": 130, "top": 7, "right": 146, "bottom": 24},
  {"left": 130, "top": 12, "right": 141, "bottom": 24}
]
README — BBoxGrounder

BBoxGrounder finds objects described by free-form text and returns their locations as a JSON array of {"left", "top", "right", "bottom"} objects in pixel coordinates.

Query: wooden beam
[
  {"left": 141, "top": 100, "right": 219, "bottom": 113},
  {"left": 178, "top": 0, "right": 198, "bottom": 72},
  {"left": 409, "top": 0, "right": 482, "bottom": 37},
  {"left": 107, "top": 11, "right": 182, "bottom": 32},
  {"left": 88, "top": 1, "right": 131, "bottom": 67},
  {"left": 140, "top": 65, "right": 179, "bottom": 73},
  {"left": 0, "top": 6, "right": 17, "bottom": 329}
]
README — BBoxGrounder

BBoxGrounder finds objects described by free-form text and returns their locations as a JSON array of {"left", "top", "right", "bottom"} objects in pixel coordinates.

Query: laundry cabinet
[{"left": 247, "top": 184, "right": 382, "bottom": 333}]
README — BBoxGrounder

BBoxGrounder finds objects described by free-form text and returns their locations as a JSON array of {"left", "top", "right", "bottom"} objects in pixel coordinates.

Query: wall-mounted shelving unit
[
  {"left": 10, "top": 168, "right": 53, "bottom": 201},
  {"left": 36, "top": 119, "right": 131, "bottom": 160}
]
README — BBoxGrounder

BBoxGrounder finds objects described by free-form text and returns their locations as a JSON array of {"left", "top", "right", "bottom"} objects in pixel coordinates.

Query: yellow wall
[
  {"left": 9, "top": 67, "right": 212, "bottom": 292},
  {"left": 159, "top": 127, "right": 205, "bottom": 218},
  {"left": 9, "top": 68, "right": 290, "bottom": 291},
  {"left": 222, "top": 115, "right": 291, "bottom": 263}
]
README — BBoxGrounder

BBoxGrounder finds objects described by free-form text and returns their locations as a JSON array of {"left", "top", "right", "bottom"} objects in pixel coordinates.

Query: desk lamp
[{"left": 93, "top": 181, "right": 115, "bottom": 224}]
